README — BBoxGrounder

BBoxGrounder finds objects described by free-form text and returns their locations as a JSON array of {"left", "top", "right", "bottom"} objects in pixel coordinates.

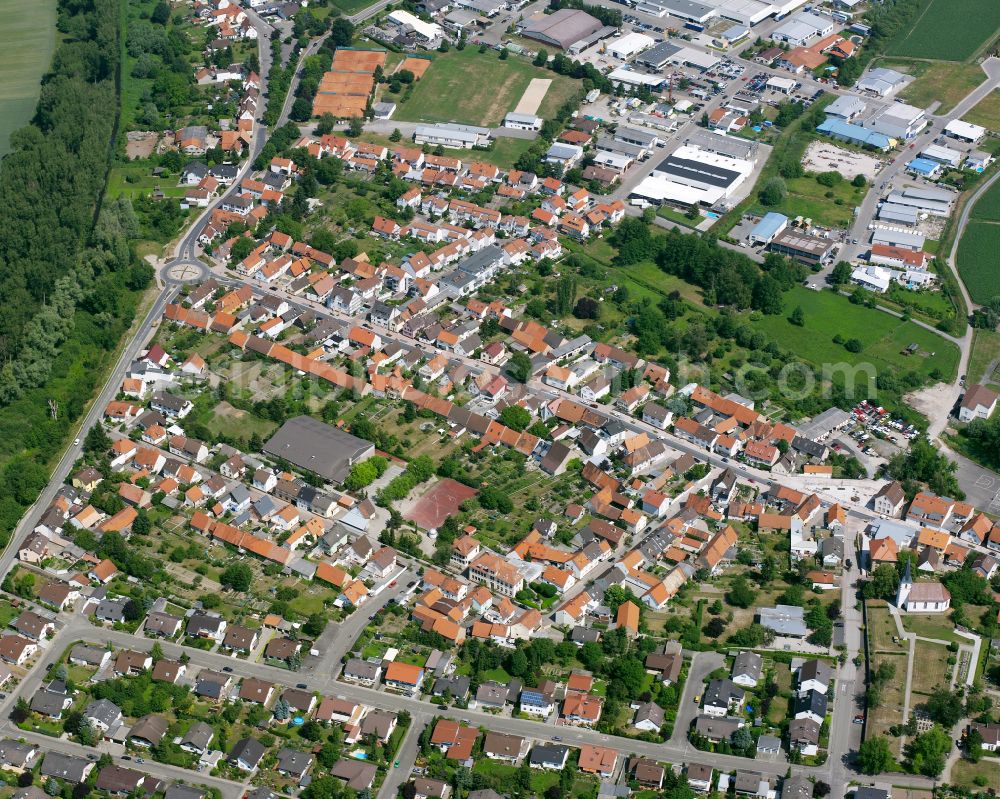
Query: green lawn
[
  {"left": 910, "top": 640, "right": 953, "bottom": 695},
  {"left": 393, "top": 48, "right": 580, "bottom": 126},
  {"left": 965, "top": 89, "right": 1000, "bottom": 132},
  {"left": 882, "top": 283, "right": 956, "bottom": 323},
  {"left": 968, "top": 328, "right": 1000, "bottom": 389},
  {"left": 888, "top": 59, "right": 987, "bottom": 114},
  {"left": 951, "top": 758, "right": 1000, "bottom": 791},
  {"left": 747, "top": 287, "right": 960, "bottom": 382},
  {"left": 745, "top": 174, "right": 865, "bottom": 229},
  {"left": 900, "top": 612, "right": 962, "bottom": 643},
  {"left": 0, "top": 0, "right": 57, "bottom": 156},
  {"left": 329, "top": 0, "right": 381, "bottom": 13},
  {"left": 473, "top": 760, "right": 560, "bottom": 795},
  {"left": 955, "top": 220, "right": 1000, "bottom": 304},
  {"left": 107, "top": 161, "right": 188, "bottom": 200},
  {"left": 884, "top": 0, "right": 1000, "bottom": 61},
  {"left": 204, "top": 401, "right": 278, "bottom": 442}
]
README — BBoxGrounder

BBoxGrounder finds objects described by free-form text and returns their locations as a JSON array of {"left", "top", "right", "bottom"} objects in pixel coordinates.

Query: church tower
[{"left": 895, "top": 559, "right": 913, "bottom": 609}]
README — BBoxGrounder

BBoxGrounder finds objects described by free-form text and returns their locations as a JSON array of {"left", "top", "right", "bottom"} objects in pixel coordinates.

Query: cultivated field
[
  {"left": 0, "top": 0, "right": 57, "bottom": 157},
  {"left": 884, "top": 0, "right": 1000, "bottom": 61},
  {"left": 955, "top": 220, "right": 1000, "bottom": 304},
  {"left": 394, "top": 48, "right": 579, "bottom": 126},
  {"left": 969, "top": 180, "right": 1000, "bottom": 221}
]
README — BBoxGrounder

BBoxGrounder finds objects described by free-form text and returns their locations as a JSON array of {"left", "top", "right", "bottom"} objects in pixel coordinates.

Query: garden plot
[{"left": 802, "top": 141, "right": 883, "bottom": 181}]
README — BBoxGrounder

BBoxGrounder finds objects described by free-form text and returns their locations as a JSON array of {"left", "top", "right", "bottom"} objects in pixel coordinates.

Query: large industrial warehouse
[
  {"left": 519, "top": 8, "right": 605, "bottom": 49},
  {"left": 630, "top": 141, "right": 756, "bottom": 207}
]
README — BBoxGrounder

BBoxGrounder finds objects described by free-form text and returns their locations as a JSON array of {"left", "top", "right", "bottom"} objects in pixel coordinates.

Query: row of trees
[{"left": 0, "top": 0, "right": 119, "bottom": 380}]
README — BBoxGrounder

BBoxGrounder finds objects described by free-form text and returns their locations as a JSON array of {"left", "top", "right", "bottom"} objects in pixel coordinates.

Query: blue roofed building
[
  {"left": 906, "top": 157, "right": 941, "bottom": 179},
  {"left": 817, "top": 118, "right": 892, "bottom": 151},
  {"left": 747, "top": 212, "right": 788, "bottom": 245}
]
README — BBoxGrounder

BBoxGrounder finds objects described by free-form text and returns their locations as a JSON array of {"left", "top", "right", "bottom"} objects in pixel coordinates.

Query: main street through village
[{"left": 4, "top": 5, "right": 998, "bottom": 799}]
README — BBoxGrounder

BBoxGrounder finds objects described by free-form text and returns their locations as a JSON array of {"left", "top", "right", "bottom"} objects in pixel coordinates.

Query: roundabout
[{"left": 162, "top": 258, "right": 209, "bottom": 285}]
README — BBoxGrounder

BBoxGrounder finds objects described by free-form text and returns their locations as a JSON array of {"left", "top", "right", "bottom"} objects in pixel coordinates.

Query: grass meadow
[
  {"left": 0, "top": 0, "right": 58, "bottom": 156},
  {"left": 896, "top": 60, "right": 987, "bottom": 114},
  {"left": 965, "top": 89, "right": 1000, "bottom": 131},
  {"left": 394, "top": 48, "right": 580, "bottom": 126},
  {"left": 747, "top": 286, "right": 960, "bottom": 381}
]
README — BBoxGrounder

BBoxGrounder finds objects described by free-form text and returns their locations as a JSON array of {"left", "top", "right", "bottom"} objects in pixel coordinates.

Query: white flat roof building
[
  {"left": 772, "top": 11, "right": 833, "bottom": 45},
  {"left": 870, "top": 227, "right": 925, "bottom": 251},
  {"left": 593, "top": 151, "right": 634, "bottom": 173},
  {"left": 713, "top": 0, "right": 772, "bottom": 25},
  {"left": 636, "top": 0, "right": 717, "bottom": 22},
  {"left": 608, "top": 66, "right": 666, "bottom": 88},
  {"left": 944, "top": 118, "right": 986, "bottom": 143},
  {"left": 856, "top": 67, "right": 907, "bottom": 97},
  {"left": 607, "top": 31, "right": 655, "bottom": 59},
  {"left": 631, "top": 143, "right": 755, "bottom": 207},
  {"left": 503, "top": 112, "right": 542, "bottom": 131},
  {"left": 766, "top": 76, "right": 796, "bottom": 93},
  {"left": 920, "top": 144, "right": 963, "bottom": 167},
  {"left": 413, "top": 123, "right": 491, "bottom": 149},
  {"left": 851, "top": 264, "right": 891, "bottom": 293},
  {"left": 864, "top": 102, "right": 927, "bottom": 140},
  {"left": 387, "top": 10, "right": 444, "bottom": 42}
]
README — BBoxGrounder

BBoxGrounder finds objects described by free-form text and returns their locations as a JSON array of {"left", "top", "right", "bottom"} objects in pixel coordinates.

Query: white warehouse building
[
  {"left": 387, "top": 10, "right": 444, "bottom": 43},
  {"left": 606, "top": 32, "right": 656, "bottom": 59},
  {"left": 631, "top": 143, "right": 755, "bottom": 207}
]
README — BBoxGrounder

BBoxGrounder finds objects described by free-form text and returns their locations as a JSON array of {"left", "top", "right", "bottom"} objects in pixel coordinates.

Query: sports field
[
  {"left": 884, "top": 0, "right": 1000, "bottom": 61},
  {"left": 748, "top": 286, "right": 960, "bottom": 383},
  {"left": 0, "top": 0, "right": 58, "bottom": 157},
  {"left": 956, "top": 220, "right": 1000, "bottom": 304},
  {"left": 403, "top": 478, "right": 478, "bottom": 530},
  {"left": 394, "top": 48, "right": 580, "bottom": 126}
]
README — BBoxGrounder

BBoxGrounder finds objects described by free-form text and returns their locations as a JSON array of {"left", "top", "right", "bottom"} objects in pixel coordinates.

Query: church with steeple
[{"left": 895, "top": 560, "right": 951, "bottom": 613}]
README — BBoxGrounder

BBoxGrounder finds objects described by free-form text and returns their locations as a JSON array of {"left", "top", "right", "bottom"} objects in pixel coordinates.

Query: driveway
[{"left": 669, "top": 650, "right": 725, "bottom": 746}]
